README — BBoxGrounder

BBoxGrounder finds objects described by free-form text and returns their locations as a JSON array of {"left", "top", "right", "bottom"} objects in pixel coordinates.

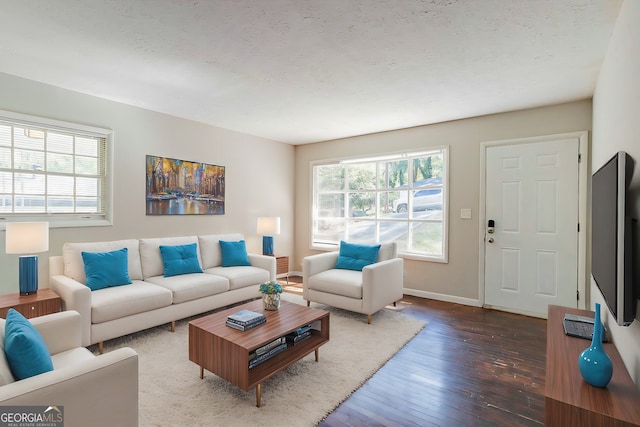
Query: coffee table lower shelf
[{"left": 189, "top": 299, "right": 330, "bottom": 407}]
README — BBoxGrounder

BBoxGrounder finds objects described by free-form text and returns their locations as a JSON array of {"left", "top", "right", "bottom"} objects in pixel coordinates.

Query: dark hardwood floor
[{"left": 282, "top": 276, "right": 547, "bottom": 427}]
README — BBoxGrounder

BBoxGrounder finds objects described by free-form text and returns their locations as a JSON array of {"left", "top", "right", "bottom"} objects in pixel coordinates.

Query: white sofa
[
  {"left": 303, "top": 242, "right": 404, "bottom": 323},
  {"left": 50, "top": 233, "right": 274, "bottom": 349},
  {"left": 0, "top": 310, "right": 139, "bottom": 427}
]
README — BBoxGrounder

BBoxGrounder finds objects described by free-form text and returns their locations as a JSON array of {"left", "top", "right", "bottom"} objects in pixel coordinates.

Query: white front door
[{"left": 484, "top": 138, "right": 579, "bottom": 316}]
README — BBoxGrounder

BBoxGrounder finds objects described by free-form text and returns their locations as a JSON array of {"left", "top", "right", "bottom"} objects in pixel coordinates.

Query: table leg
[
  {"left": 315, "top": 349, "right": 319, "bottom": 362},
  {"left": 256, "top": 383, "right": 262, "bottom": 407},
  {"left": 200, "top": 366, "right": 204, "bottom": 379}
]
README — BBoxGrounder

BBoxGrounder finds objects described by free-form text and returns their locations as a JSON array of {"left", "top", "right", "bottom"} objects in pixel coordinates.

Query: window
[
  {"left": 0, "top": 110, "right": 111, "bottom": 227},
  {"left": 312, "top": 148, "right": 448, "bottom": 261}
]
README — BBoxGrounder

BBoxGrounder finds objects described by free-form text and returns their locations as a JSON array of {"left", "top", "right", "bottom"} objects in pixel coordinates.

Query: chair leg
[{"left": 367, "top": 314, "right": 371, "bottom": 324}]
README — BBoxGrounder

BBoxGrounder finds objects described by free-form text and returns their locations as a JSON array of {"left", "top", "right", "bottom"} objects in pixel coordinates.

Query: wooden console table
[{"left": 545, "top": 305, "right": 640, "bottom": 426}]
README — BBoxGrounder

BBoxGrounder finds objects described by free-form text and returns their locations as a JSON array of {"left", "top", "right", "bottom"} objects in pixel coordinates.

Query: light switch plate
[{"left": 460, "top": 208, "right": 472, "bottom": 219}]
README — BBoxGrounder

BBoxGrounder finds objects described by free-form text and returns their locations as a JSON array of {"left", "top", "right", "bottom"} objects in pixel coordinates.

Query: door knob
[{"left": 487, "top": 237, "right": 494, "bottom": 243}]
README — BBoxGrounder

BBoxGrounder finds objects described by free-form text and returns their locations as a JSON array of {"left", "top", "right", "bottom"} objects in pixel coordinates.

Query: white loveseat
[
  {"left": 50, "top": 233, "right": 274, "bottom": 349},
  {"left": 0, "top": 310, "right": 139, "bottom": 427},
  {"left": 303, "top": 242, "right": 404, "bottom": 323}
]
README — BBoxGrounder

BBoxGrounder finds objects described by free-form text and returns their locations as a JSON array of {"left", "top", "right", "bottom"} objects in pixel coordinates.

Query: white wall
[
  {"left": 294, "top": 100, "right": 592, "bottom": 304},
  {"left": 591, "top": 0, "right": 640, "bottom": 384},
  {"left": 0, "top": 73, "right": 295, "bottom": 294}
]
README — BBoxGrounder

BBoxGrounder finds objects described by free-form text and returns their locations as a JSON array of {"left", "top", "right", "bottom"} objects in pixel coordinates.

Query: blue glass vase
[{"left": 578, "top": 303, "right": 613, "bottom": 387}]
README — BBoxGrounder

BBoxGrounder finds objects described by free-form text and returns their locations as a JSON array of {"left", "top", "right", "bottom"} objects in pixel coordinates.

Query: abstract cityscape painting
[{"left": 146, "top": 155, "right": 225, "bottom": 215}]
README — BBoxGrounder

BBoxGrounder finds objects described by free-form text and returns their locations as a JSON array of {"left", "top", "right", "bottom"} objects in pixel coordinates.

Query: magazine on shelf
[
  {"left": 285, "top": 330, "right": 312, "bottom": 345},
  {"left": 255, "top": 337, "right": 286, "bottom": 356},
  {"left": 249, "top": 342, "right": 288, "bottom": 369},
  {"left": 293, "top": 324, "right": 312, "bottom": 335}
]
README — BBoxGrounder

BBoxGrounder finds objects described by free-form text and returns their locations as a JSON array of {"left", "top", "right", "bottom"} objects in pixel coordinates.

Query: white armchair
[
  {"left": 0, "top": 310, "right": 139, "bottom": 427},
  {"left": 303, "top": 242, "right": 404, "bottom": 323}
]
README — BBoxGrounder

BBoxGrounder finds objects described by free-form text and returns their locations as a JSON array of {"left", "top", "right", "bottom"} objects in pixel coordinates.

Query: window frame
[
  {"left": 310, "top": 147, "right": 449, "bottom": 262},
  {"left": 0, "top": 109, "right": 113, "bottom": 229}
]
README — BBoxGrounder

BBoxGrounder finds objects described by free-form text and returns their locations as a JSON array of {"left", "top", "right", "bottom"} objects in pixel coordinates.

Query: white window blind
[{"left": 0, "top": 110, "right": 111, "bottom": 226}]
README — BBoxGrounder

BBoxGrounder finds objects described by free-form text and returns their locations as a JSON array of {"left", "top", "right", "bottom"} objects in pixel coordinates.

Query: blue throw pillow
[
  {"left": 335, "top": 241, "right": 382, "bottom": 271},
  {"left": 219, "top": 240, "right": 251, "bottom": 267},
  {"left": 4, "top": 308, "right": 53, "bottom": 380},
  {"left": 159, "top": 243, "right": 203, "bottom": 277},
  {"left": 82, "top": 248, "right": 133, "bottom": 291}
]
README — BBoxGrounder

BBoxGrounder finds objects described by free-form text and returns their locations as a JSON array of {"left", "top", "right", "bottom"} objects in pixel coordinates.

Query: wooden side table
[
  {"left": 275, "top": 255, "right": 289, "bottom": 284},
  {"left": 0, "top": 288, "right": 62, "bottom": 319}
]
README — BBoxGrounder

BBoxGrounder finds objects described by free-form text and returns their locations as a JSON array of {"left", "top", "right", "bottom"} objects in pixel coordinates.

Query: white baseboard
[
  {"left": 402, "top": 288, "right": 482, "bottom": 307},
  {"left": 282, "top": 276, "right": 482, "bottom": 308}
]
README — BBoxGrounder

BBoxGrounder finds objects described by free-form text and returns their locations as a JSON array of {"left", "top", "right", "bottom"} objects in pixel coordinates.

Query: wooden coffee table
[{"left": 188, "top": 299, "right": 330, "bottom": 407}]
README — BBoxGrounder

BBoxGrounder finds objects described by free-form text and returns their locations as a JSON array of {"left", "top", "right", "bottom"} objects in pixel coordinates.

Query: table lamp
[
  {"left": 257, "top": 217, "right": 280, "bottom": 256},
  {"left": 5, "top": 222, "right": 49, "bottom": 295}
]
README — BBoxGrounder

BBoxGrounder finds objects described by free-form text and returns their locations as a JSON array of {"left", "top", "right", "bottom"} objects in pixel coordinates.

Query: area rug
[{"left": 96, "top": 293, "right": 426, "bottom": 427}]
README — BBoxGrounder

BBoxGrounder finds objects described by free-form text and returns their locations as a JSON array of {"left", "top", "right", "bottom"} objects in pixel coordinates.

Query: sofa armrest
[
  {"left": 247, "top": 254, "right": 277, "bottom": 281},
  {"left": 0, "top": 347, "right": 138, "bottom": 427},
  {"left": 30, "top": 311, "right": 82, "bottom": 356},
  {"left": 303, "top": 252, "right": 339, "bottom": 281},
  {"left": 362, "top": 258, "right": 404, "bottom": 313},
  {"left": 303, "top": 252, "right": 340, "bottom": 301},
  {"left": 49, "top": 274, "right": 92, "bottom": 347}
]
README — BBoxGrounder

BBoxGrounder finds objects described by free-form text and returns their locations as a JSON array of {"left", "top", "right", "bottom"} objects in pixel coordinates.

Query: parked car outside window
[{"left": 393, "top": 188, "right": 442, "bottom": 213}]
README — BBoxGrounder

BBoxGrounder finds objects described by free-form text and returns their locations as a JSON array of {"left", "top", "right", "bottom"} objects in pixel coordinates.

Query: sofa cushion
[
  {"left": 159, "top": 243, "right": 203, "bottom": 277},
  {"left": 307, "top": 269, "right": 363, "bottom": 299},
  {"left": 377, "top": 242, "right": 397, "bottom": 262},
  {"left": 140, "top": 236, "right": 200, "bottom": 280},
  {"left": 90, "top": 281, "right": 173, "bottom": 324},
  {"left": 335, "top": 241, "right": 381, "bottom": 271},
  {"left": 63, "top": 239, "right": 143, "bottom": 283},
  {"left": 82, "top": 248, "right": 133, "bottom": 291},
  {"left": 146, "top": 273, "right": 229, "bottom": 304},
  {"left": 219, "top": 240, "right": 251, "bottom": 267},
  {"left": 51, "top": 347, "right": 95, "bottom": 369},
  {"left": 205, "top": 266, "right": 269, "bottom": 291},
  {"left": 0, "top": 318, "right": 15, "bottom": 386},
  {"left": 4, "top": 309, "right": 54, "bottom": 381},
  {"left": 198, "top": 233, "right": 244, "bottom": 269}
]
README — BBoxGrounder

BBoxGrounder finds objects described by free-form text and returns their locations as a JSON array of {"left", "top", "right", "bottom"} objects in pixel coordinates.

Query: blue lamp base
[
  {"left": 262, "top": 236, "right": 274, "bottom": 255},
  {"left": 18, "top": 255, "right": 38, "bottom": 296}
]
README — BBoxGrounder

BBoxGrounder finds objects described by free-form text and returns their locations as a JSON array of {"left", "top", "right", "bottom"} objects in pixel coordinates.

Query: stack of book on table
[
  {"left": 285, "top": 324, "right": 312, "bottom": 345},
  {"left": 225, "top": 309, "right": 266, "bottom": 331},
  {"left": 249, "top": 337, "right": 288, "bottom": 369}
]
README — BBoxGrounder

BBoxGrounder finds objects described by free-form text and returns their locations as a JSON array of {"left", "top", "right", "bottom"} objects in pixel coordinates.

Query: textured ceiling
[{"left": 0, "top": 1, "right": 623, "bottom": 144}]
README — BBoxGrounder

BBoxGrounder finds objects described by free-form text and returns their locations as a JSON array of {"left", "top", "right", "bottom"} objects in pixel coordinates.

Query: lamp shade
[
  {"left": 257, "top": 217, "right": 280, "bottom": 236},
  {"left": 6, "top": 222, "right": 49, "bottom": 254}
]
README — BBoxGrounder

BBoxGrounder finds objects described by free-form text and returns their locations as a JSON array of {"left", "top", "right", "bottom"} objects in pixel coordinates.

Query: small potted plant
[{"left": 260, "top": 281, "right": 283, "bottom": 310}]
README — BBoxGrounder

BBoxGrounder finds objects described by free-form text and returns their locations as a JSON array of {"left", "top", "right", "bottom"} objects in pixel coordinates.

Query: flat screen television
[{"left": 591, "top": 151, "right": 636, "bottom": 326}]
